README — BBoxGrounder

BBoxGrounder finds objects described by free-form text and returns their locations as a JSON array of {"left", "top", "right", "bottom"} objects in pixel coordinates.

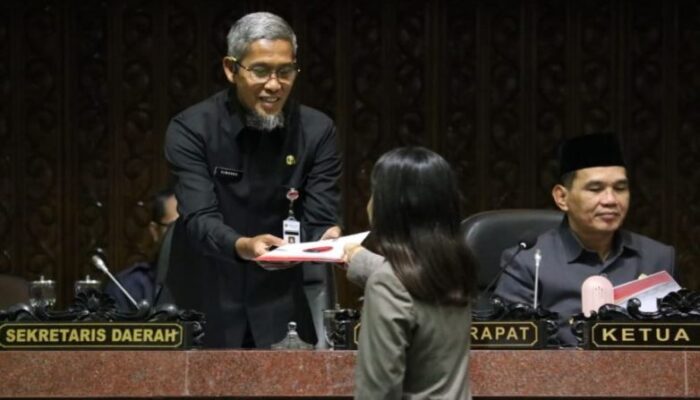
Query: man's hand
[
  {"left": 320, "top": 225, "right": 342, "bottom": 240},
  {"left": 235, "top": 234, "right": 285, "bottom": 260}
]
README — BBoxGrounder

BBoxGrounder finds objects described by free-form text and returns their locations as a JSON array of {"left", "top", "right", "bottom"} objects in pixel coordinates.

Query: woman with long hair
[{"left": 344, "top": 146, "right": 477, "bottom": 399}]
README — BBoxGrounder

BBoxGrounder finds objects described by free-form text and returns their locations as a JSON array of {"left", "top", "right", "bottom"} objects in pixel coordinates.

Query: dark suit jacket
[
  {"left": 348, "top": 250, "right": 471, "bottom": 399},
  {"left": 164, "top": 89, "right": 341, "bottom": 348}
]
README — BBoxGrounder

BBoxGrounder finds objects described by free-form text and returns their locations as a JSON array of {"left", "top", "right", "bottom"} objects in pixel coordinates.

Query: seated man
[
  {"left": 104, "top": 188, "right": 179, "bottom": 310},
  {"left": 494, "top": 133, "right": 675, "bottom": 346}
]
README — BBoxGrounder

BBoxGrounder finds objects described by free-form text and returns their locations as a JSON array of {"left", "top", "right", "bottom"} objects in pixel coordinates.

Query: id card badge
[
  {"left": 283, "top": 218, "right": 301, "bottom": 244},
  {"left": 283, "top": 187, "right": 301, "bottom": 244}
]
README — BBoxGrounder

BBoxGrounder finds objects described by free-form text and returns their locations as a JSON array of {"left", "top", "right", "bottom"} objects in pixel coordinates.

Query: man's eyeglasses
[
  {"left": 226, "top": 56, "right": 300, "bottom": 83},
  {"left": 154, "top": 220, "right": 176, "bottom": 228}
]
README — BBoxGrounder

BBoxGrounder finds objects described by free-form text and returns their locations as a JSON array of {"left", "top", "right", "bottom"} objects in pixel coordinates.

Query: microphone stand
[
  {"left": 474, "top": 243, "right": 528, "bottom": 313},
  {"left": 533, "top": 249, "right": 542, "bottom": 310},
  {"left": 92, "top": 255, "right": 140, "bottom": 309}
]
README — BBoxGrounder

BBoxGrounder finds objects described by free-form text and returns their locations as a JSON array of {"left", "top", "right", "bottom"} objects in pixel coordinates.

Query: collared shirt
[
  {"left": 494, "top": 218, "right": 675, "bottom": 346},
  {"left": 164, "top": 88, "right": 341, "bottom": 348}
]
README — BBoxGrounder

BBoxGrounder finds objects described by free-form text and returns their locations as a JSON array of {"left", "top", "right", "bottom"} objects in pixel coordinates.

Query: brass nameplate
[
  {"left": 471, "top": 321, "right": 542, "bottom": 349},
  {"left": 587, "top": 321, "right": 700, "bottom": 349},
  {"left": 0, "top": 322, "right": 184, "bottom": 349},
  {"left": 341, "top": 322, "right": 543, "bottom": 350}
]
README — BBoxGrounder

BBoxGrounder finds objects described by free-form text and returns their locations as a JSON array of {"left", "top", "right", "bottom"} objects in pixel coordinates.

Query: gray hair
[{"left": 226, "top": 12, "right": 298, "bottom": 60}]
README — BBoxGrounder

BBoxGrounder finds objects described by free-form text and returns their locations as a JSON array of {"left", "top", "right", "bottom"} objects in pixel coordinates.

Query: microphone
[
  {"left": 91, "top": 255, "right": 140, "bottom": 309},
  {"left": 479, "top": 231, "right": 539, "bottom": 299},
  {"left": 533, "top": 249, "right": 542, "bottom": 309},
  {"left": 581, "top": 275, "right": 614, "bottom": 317}
]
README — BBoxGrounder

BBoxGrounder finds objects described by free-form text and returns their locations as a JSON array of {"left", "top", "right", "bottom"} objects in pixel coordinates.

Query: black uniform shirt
[
  {"left": 164, "top": 89, "right": 341, "bottom": 348},
  {"left": 166, "top": 89, "right": 341, "bottom": 258}
]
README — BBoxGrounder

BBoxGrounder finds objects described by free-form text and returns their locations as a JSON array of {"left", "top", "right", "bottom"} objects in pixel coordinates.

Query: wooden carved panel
[
  {"left": 296, "top": 0, "right": 337, "bottom": 119},
  {"left": 119, "top": 1, "right": 157, "bottom": 267},
  {"left": 73, "top": 1, "right": 110, "bottom": 284},
  {"left": 578, "top": 0, "right": 615, "bottom": 134},
  {"left": 533, "top": 0, "right": 568, "bottom": 207},
  {"left": 485, "top": 0, "right": 523, "bottom": 209},
  {"left": 395, "top": 0, "right": 428, "bottom": 147},
  {"left": 167, "top": 0, "right": 203, "bottom": 116},
  {"left": 676, "top": 0, "right": 700, "bottom": 288},
  {"left": 22, "top": 2, "right": 63, "bottom": 282},
  {"left": 0, "top": 2, "right": 14, "bottom": 274},
  {"left": 345, "top": 1, "right": 383, "bottom": 233},
  {"left": 444, "top": 0, "right": 479, "bottom": 215},
  {"left": 203, "top": 1, "right": 242, "bottom": 95},
  {"left": 625, "top": 0, "right": 666, "bottom": 240}
]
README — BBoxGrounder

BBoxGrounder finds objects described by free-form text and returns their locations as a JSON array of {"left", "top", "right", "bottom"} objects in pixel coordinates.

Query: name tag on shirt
[{"left": 213, "top": 166, "right": 243, "bottom": 181}]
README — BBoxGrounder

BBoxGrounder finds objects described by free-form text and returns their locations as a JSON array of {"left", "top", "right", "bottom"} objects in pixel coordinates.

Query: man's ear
[
  {"left": 552, "top": 184, "right": 569, "bottom": 212},
  {"left": 222, "top": 57, "right": 237, "bottom": 84}
]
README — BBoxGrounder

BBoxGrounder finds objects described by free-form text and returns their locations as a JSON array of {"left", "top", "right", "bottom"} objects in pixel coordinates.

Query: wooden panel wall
[{"left": 1, "top": 0, "right": 699, "bottom": 308}]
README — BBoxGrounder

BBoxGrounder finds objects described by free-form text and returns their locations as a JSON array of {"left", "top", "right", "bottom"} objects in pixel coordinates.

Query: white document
[{"left": 255, "top": 231, "right": 370, "bottom": 264}]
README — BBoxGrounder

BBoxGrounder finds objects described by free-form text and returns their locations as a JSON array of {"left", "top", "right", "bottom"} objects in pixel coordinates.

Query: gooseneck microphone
[
  {"left": 533, "top": 249, "right": 542, "bottom": 309},
  {"left": 91, "top": 255, "right": 139, "bottom": 309},
  {"left": 479, "top": 231, "right": 539, "bottom": 299}
]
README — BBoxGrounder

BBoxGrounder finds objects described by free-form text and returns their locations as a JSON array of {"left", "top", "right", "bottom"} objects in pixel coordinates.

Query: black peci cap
[{"left": 558, "top": 133, "right": 626, "bottom": 177}]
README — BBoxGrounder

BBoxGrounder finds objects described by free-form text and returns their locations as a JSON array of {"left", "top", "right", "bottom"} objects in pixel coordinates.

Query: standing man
[
  {"left": 494, "top": 133, "right": 675, "bottom": 346},
  {"left": 165, "top": 12, "right": 341, "bottom": 348}
]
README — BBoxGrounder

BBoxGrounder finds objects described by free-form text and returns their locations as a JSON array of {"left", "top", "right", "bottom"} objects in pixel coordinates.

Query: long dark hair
[{"left": 370, "top": 147, "right": 476, "bottom": 306}]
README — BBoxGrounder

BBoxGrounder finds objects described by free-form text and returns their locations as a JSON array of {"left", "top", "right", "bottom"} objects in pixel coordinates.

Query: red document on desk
[
  {"left": 613, "top": 270, "right": 681, "bottom": 312},
  {"left": 254, "top": 231, "right": 369, "bottom": 264}
]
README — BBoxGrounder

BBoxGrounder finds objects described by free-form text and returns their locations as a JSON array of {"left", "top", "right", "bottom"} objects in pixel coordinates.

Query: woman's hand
[{"left": 342, "top": 243, "right": 364, "bottom": 264}]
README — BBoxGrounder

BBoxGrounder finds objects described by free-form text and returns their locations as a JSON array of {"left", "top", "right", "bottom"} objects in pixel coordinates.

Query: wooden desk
[{"left": 0, "top": 349, "right": 697, "bottom": 398}]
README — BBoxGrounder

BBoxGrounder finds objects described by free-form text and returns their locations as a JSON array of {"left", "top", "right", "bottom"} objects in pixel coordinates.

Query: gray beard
[{"left": 244, "top": 110, "right": 285, "bottom": 132}]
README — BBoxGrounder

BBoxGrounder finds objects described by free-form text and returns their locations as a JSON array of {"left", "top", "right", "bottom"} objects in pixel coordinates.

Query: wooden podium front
[{"left": 0, "top": 349, "right": 698, "bottom": 398}]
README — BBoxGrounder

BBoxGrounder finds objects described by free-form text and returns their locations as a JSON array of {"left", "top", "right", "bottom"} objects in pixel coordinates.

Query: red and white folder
[
  {"left": 254, "top": 231, "right": 369, "bottom": 264},
  {"left": 613, "top": 270, "right": 681, "bottom": 312}
]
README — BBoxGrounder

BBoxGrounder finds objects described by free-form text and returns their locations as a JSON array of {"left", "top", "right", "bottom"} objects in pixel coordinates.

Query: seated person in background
[
  {"left": 343, "top": 147, "right": 477, "bottom": 399},
  {"left": 104, "top": 188, "right": 178, "bottom": 310},
  {"left": 494, "top": 133, "right": 675, "bottom": 346}
]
